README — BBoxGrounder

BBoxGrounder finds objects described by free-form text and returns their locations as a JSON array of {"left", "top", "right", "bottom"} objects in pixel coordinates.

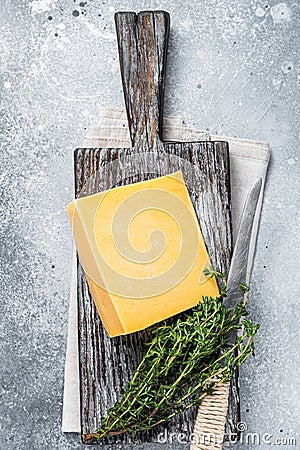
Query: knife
[
  {"left": 223, "top": 177, "right": 262, "bottom": 347},
  {"left": 190, "top": 177, "right": 263, "bottom": 450},
  {"left": 225, "top": 177, "right": 262, "bottom": 308}
]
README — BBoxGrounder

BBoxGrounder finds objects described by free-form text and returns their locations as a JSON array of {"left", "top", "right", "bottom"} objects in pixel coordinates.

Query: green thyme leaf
[{"left": 93, "top": 270, "right": 259, "bottom": 439}]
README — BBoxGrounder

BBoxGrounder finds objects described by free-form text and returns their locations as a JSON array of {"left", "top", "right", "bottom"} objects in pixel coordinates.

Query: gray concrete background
[{"left": 0, "top": 0, "right": 299, "bottom": 449}]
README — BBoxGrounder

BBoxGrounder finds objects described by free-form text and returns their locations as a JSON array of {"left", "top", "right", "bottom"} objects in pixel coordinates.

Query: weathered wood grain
[
  {"left": 115, "top": 11, "right": 169, "bottom": 152},
  {"left": 75, "top": 10, "right": 238, "bottom": 445},
  {"left": 75, "top": 142, "right": 232, "bottom": 444}
]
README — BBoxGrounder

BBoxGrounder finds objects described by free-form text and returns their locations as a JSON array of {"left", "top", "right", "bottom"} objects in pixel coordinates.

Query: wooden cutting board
[{"left": 74, "top": 10, "right": 237, "bottom": 444}]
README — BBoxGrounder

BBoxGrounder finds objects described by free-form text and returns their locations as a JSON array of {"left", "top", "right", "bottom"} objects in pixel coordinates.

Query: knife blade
[
  {"left": 225, "top": 178, "right": 262, "bottom": 305},
  {"left": 223, "top": 177, "right": 262, "bottom": 346}
]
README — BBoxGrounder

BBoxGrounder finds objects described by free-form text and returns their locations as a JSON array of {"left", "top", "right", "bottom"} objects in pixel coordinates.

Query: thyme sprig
[{"left": 94, "top": 270, "right": 259, "bottom": 439}]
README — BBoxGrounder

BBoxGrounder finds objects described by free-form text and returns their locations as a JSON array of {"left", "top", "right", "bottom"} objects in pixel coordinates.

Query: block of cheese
[{"left": 67, "top": 170, "right": 219, "bottom": 337}]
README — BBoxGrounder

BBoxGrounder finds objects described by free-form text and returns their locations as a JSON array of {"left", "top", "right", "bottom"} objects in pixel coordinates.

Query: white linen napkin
[{"left": 62, "top": 108, "right": 270, "bottom": 442}]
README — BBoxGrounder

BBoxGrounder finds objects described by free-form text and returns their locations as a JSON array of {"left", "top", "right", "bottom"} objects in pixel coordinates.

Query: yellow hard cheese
[{"left": 67, "top": 170, "right": 218, "bottom": 337}]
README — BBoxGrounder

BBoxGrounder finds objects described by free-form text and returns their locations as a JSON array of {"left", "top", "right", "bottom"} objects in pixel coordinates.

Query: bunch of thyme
[{"left": 94, "top": 269, "right": 259, "bottom": 438}]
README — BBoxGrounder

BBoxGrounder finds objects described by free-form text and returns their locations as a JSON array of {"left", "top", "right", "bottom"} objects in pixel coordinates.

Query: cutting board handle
[{"left": 115, "top": 11, "right": 170, "bottom": 150}]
